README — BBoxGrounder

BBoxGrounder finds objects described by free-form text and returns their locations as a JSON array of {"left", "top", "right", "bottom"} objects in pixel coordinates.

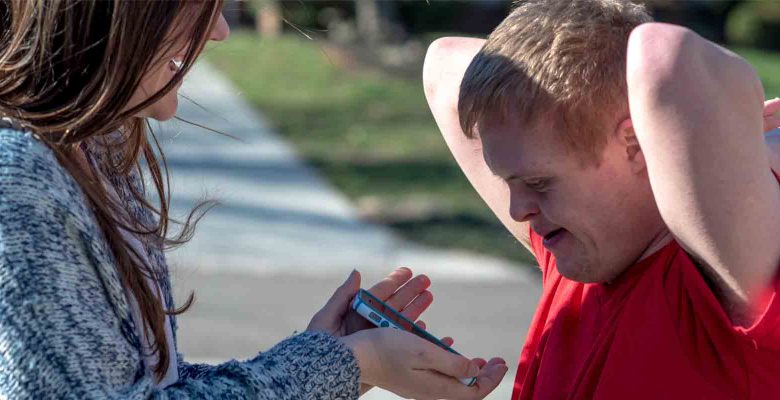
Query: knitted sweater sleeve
[
  {"left": 170, "top": 334, "right": 360, "bottom": 399},
  {"left": 0, "top": 130, "right": 360, "bottom": 399}
]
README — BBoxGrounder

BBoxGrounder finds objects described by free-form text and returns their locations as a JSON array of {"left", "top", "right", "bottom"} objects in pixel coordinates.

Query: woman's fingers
[
  {"left": 399, "top": 290, "right": 433, "bottom": 321},
  {"left": 764, "top": 97, "right": 780, "bottom": 116},
  {"left": 414, "top": 322, "right": 456, "bottom": 351},
  {"left": 409, "top": 371, "right": 476, "bottom": 400},
  {"left": 444, "top": 358, "right": 508, "bottom": 400},
  {"left": 320, "top": 270, "right": 361, "bottom": 316},
  {"left": 409, "top": 362, "right": 505, "bottom": 400},
  {"left": 485, "top": 357, "right": 506, "bottom": 366},
  {"left": 340, "top": 268, "right": 430, "bottom": 336},
  {"left": 472, "top": 358, "right": 486, "bottom": 369},
  {"left": 385, "top": 274, "right": 431, "bottom": 310},
  {"left": 419, "top": 343, "right": 480, "bottom": 379},
  {"left": 364, "top": 268, "right": 435, "bottom": 323},
  {"left": 765, "top": 115, "right": 780, "bottom": 133},
  {"left": 325, "top": 270, "right": 361, "bottom": 313},
  {"left": 468, "top": 359, "right": 508, "bottom": 399},
  {"left": 358, "top": 329, "right": 504, "bottom": 400},
  {"left": 307, "top": 270, "right": 361, "bottom": 332},
  {"left": 764, "top": 98, "right": 780, "bottom": 133},
  {"left": 367, "top": 267, "right": 413, "bottom": 301},
  {"left": 412, "top": 342, "right": 508, "bottom": 400}
]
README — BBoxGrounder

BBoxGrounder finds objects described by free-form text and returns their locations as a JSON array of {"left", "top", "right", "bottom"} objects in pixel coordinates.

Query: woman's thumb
[{"left": 324, "top": 269, "right": 361, "bottom": 313}]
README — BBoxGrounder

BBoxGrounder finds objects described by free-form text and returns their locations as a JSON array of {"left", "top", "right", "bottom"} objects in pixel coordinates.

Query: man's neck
[{"left": 637, "top": 228, "right": 675, "bottom": 263}]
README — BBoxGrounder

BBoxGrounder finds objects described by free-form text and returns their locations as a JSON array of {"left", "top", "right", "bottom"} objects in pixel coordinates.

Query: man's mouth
[{"left": 543, "top": 228, "right": 566, "bottom": 247}]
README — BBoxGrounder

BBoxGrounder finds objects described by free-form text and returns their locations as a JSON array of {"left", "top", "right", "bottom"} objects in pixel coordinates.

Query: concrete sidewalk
[
  {"left": 159, "top": 61, "right": 542, "bottom": 399},
  {"left": 172, "top": 271, "right": 539, "bottom": 399}
]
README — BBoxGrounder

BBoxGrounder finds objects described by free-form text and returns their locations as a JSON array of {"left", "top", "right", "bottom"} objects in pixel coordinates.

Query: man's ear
[{"left": 615, "top": 118, "right": 646, "bottom": 174}]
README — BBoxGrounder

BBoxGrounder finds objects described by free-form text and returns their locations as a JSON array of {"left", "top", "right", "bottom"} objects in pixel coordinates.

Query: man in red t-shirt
[{"left": 423, "top": 0, "right": 780, "bottom": 398}]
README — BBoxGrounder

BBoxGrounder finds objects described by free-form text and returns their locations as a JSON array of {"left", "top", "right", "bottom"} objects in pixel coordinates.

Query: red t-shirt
[{"left": 513, "top": 229, "right": 780, "bottom": 399}]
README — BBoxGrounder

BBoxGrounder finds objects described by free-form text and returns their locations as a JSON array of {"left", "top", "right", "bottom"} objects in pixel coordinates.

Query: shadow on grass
[
  {"left": 168, "top": 151, "right": 535, "bottom": 265},
  {"left": 309, "top": 157, "right": 473, "bottom": 196},
  {"left": 308, "top": 157, "right": 537, "bottom": 266},
  {"left": 202, "top": 35, "right": 539, "bottom": 267},
  {"left": 386, "top": 213, "right": 538, "bottom": 266}
]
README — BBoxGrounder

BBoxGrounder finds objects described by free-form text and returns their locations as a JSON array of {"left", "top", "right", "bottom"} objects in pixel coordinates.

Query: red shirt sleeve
[
  {"left": 742, "top": 169, "right": 780, "bottom": 347},
  {"left": 735, "top": 274, "right": 780, "bottom": 349}
]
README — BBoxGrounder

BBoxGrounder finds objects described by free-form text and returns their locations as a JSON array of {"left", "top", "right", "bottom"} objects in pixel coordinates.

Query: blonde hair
[{"left": 459, "top": 0, "right": 652, "bottom": 163}]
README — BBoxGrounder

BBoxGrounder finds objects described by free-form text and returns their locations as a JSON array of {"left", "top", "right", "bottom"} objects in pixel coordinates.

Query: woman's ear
[{"left": 615, "top": 118, "right": 646, "bottom": 174}]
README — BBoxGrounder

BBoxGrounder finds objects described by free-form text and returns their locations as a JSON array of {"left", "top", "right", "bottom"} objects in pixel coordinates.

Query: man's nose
[{"left": 509, "top": 193, "right": 540, "bottom": 223}]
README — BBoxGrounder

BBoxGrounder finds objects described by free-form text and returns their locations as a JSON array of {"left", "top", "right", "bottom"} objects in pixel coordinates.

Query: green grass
[
  {"left": 202, "top": 32, "right": 780, "bottom": 266},
  {"left": 203, "top": 32, "right": 534, "bottom": 264}
]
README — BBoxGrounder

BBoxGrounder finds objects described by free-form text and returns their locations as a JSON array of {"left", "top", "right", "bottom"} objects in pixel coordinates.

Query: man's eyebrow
[
  {"left": 498, "top": 172, "right": 518, "bottom": 180},
  {"left": 492, "top": 172, "right": 527, "bottom": 183},
  {"left": 493, "top": 167, "right": 544, "bottom": 180},
  {"left": 486, "top": 163, "right": 514, "bottom": 180},
  {"left": 481, "top": 150, "right": 546, "bottom": 181}
]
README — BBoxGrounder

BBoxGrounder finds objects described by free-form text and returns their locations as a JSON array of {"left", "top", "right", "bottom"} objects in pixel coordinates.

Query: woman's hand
[
  {"left": 307, "top": 268, "right": 436, "bottom": 396},
  {"left": 764, "top": 97, "right": 780, "bottom": 133},
  {"left": 307, "top": 267, "right": 433, "bottom": 337},
  {"left": 341, "top": 328, "right": 508, "bottom": 400}
]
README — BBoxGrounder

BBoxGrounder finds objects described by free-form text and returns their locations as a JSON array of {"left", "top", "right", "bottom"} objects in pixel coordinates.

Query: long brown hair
[{"left": 0, "top": 0, "right": 224, "bottom": 379}]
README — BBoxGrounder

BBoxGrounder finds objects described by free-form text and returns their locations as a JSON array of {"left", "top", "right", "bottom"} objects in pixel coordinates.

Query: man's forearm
[
  {"left": 423, "top": 37, "right": 532, "bottom": 250},
  {"left": 627, "top": 23, "right": 780, "bottom": 311}
]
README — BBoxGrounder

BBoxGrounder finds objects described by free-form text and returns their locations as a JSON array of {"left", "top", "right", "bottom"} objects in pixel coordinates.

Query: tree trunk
[
  {"left": 355, "top": 0, "right": 383, "bottom": 43},
  {"left": 255, "top": 0, "right": 282, "bottom": 39}
]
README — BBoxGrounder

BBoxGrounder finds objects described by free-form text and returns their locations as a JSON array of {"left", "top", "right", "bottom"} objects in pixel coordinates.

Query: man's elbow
[
  {"left": 422, "top": 37, "right": 460, "bottom": 103},
  {"left": 626, "top": 23, "right": 701, "bottom": 96},
  {"left": 423, "top": 37, "right": 485, "bottom": 104}
]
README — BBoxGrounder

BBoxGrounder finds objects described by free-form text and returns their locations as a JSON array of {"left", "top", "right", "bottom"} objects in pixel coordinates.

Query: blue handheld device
[{"left": 351, "top": 289, "right": 477, "bottom": 386}]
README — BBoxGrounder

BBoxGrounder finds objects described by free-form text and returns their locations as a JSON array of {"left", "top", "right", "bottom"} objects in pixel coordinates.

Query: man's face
[{"left": 479, "top": 116, "right": 665, "bottom": 283}]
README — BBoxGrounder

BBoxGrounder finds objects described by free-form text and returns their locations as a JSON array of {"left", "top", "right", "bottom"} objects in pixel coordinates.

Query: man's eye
[{"left": 525, "top": 179, "right": 548, "bottom": 192}]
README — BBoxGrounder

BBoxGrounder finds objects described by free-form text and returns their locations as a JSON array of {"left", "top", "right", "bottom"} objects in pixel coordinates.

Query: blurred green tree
[
  {"left": 726, "top": 1, "right": 780, "bottom": 50},
  {"left": 645, "top": 0, "right": 741, "bottom": 42}
]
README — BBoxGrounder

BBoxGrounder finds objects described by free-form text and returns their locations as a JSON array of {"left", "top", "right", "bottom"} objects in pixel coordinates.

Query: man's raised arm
[
  {"left": 626, "top": 23, "right": 780, "bottom": 319},
  {"left": 423, "top": 37, "right": 532, "bottom": 252}
]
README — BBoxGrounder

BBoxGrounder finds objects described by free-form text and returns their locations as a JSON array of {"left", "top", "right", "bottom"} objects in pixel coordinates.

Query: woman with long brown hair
[{"left": 0, "top": 0, "right": 507, "bottom": 398}]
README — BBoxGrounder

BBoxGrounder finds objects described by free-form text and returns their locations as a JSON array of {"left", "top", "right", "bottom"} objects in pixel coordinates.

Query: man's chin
[
  {"left": 557, "top": 258, "right": 628, "bottom": 284},
  {"left": 556, "top": 259, "right": 603, "bottom": 283}
]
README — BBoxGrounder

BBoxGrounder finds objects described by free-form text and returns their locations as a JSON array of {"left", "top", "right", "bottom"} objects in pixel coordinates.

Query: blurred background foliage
[
  {"left": 234, "top": 1, "right": 780, "bottom": 49},
  {"left": 208, "top": 1, "right": 780, "bottom": 265}
]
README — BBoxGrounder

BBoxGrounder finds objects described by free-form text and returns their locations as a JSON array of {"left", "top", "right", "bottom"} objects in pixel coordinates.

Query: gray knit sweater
[{"left": 0, "top": 128, "right": 361, "bottom": 399}]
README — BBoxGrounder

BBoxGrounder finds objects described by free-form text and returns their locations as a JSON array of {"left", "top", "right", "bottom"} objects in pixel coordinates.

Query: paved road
[{"left": 159, "top": 62, "right": 542, "bottom": 399}]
